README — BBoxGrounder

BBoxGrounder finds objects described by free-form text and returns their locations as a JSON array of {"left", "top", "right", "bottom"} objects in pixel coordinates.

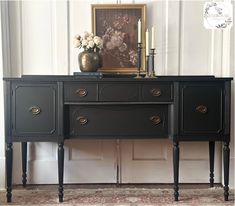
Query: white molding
[
  {"left": 209, "top": 30, "right": 215, "bottom": 75},
  {"left": 178, "top": 1, "right": 183, "bottom": 75},
  {"left": 221, "top": 29, "right": 231, "bottom": 76},
  {"left": 0, "top": 1, "right": 11, "bottom": 76},
  {"left": 162, "top": 0, "right": 168, "bottom": 75}
]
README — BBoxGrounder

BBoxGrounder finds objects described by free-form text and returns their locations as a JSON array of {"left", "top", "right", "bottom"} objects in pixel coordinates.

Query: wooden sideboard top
[{"left": 3, "top": 75, "right": 233, "bottom": 82}]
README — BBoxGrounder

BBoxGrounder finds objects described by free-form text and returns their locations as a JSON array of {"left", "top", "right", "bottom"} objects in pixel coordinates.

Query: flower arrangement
[{"left": 74, "top": 31, "right": 103, "bottom": 52}]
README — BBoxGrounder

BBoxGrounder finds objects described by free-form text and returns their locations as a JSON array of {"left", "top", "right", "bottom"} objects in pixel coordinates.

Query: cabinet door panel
[
  {"left": 180, "top": 83, "right": 223, "bottom": 135},
  {"left": 12, "top": 84, "right": 57, "bottom": 136}
]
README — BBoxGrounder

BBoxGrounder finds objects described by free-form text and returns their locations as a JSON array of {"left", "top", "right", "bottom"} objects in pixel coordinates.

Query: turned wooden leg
[
  {"left": 21, "top": 142, "right": 27, "bottom": 187},
  {"left": 209, "top": 141, "right": 215, "bottom": 187},
  {"left": 223, "top": 141, "right": 230, "bottom": 201},
  {"left": 58, "top": 142, "right": 64, "bottom": 203},
  {"left": 173, "top": 141, "right": 179, "bottom": 201},
  {"left": 6, "top": 143, "right": 13, "bottom": 203}
]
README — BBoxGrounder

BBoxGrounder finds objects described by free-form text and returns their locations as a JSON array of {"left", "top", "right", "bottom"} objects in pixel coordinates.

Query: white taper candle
[
  {"left": 138, "top": 19, "right": 141, "bottom": 43},
  {"left": 151, "top": 26, "right": 155, "bottom": 49},
  {"left": 146, "top": 29, "right": 149, "bottom": 56}
]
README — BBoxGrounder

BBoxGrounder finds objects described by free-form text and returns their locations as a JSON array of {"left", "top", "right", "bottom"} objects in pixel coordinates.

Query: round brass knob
[
  {"left": 150, "top": 88, "right": 162, "bottom": 97},
  {"left": 76, "top": 88, "right": 87, "bottom": 97},
  {"left": 149, "top": 116, "right": 161, "bottom": 125},
  {"left": 77, "top": 116, "right": 88, "bottom": 125}
]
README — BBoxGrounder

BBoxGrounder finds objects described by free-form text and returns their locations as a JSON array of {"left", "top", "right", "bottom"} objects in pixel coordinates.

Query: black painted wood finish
[
  {"left": 6, "top": 143, "right": 13, "bottom": 203},
  {"left": 209, "top": 141, "right": 215, "bottom": 187},
  {"left": 223, "top": 141, "right": 230, "bottom": 201},
  {"left": 3, "top": 75, "right": 232, "bottom": 203},
  {"left": 21, "top": 142, "right": 27, "bottom": 187},
  {"left": 173, "top": 141, "right": 179, "bottom": 201},
  {"left": 58, "top": 143, "right": 64, "bottom": 203}
]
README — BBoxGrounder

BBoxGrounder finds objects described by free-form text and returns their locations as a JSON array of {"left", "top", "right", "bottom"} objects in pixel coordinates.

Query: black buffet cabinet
[{"left": 3, "top": 75, "right": 232, "bottom": 203}]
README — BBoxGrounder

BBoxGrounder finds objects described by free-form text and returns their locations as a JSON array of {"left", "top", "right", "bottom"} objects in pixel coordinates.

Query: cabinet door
[
  {"left": 180, "top": 83, "right": 223, "bottom": 135},
  {"left": 12, "top": 83, "right": 57, "bottom": 136}
]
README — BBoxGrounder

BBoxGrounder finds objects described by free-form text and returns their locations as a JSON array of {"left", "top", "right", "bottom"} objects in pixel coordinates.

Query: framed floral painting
[{"left": 92, "top": 4, "right": 146, "bottom": 74}]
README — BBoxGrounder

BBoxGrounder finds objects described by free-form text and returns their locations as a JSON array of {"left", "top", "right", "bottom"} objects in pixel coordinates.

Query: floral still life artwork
[{"left": 92, "top": 5, "right": 146, "bottom": 73}]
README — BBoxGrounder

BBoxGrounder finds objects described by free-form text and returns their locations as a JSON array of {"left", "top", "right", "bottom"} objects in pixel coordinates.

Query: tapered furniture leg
[
  {"left": 58, "top": 142, "right": 64, "bottom": 203},
  {"left": 223, "top": 141, "right": 230, "bottom": 201},
  {"left": 21, "top": 142, "right": 27, "bottom": 187},
  {"left": 6, "top": 143, "right": 13, "bottom": 203},
  {"left": 209, "top": 141, "right": 215, "bottom": 187},
  {"left": 173, "top": 141, "right": 179, "bottom": 201}
]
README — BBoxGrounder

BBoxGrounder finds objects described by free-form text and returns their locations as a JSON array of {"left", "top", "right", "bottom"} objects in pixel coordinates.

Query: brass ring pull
[
  {"left": 76, "top": 88, "right": 87, "bottom": 97},
  {"left": 196, "top": 105, "right": 208, "bottom": 114},
  {"left": 77, "top": 116, "right": 88, "bottom": 125},
  {"left": 149, "top": 116, "right": 161, "bottom": 125},
  {"left": 150, "top": 88, "right": 162, "bottom": 97},
  {"left": 29, "top": 106, "right": 41, "bottom": 115}
]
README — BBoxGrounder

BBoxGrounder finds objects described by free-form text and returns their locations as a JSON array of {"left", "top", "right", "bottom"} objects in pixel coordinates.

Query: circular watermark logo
[{"left": 204, "top": 2, "right": 233, "bottom": 29}]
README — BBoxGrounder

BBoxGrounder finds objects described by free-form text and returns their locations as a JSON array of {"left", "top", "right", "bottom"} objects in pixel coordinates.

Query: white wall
[{"left": 0, "top": 0, "right": 234, "bottom": 189}]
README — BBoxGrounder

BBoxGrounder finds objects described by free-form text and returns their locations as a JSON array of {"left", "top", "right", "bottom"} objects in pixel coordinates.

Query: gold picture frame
[{"left": 92, "top": 4, "right": 146, "bottom": 74}]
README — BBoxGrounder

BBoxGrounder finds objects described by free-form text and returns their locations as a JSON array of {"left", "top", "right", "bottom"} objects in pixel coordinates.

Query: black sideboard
[{"left": 3, "top": 75, "right": 232, "bottom": 203}]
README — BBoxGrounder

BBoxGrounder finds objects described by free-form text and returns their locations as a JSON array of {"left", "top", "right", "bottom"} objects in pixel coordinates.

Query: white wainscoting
[{"left": 0, "top": 0, "right": 234, "bottom": 188}]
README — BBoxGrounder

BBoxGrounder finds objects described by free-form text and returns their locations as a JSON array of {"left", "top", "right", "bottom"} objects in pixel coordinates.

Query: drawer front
[
  {"left": 12, "top": 84, "right": 57, "bottom": 136},
  {"left": 180, "top": 83, "right": 223, "bottom": 134},
  {"left": 69, "top": 105, "right": 168, "bottom": 137},
  {"left": 99, "top": 84, "right": 139, "bottom": 101},
  {"left": 142, "top": 83, "right": 173, "bottom": 102},
  {"left": 64, "top": 83, "right": 97, "bottom": 102}
]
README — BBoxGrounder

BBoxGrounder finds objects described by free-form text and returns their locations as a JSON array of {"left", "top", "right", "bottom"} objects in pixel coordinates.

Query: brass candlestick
[
  {"left": 135, "top": 42, "right": 142, "bottom": 78},
  {"left": 150, "top": 48, "right": 156, "bottom": 78},
  {"left": 145, "top": 55, "right": 150, "bottom": 78}
]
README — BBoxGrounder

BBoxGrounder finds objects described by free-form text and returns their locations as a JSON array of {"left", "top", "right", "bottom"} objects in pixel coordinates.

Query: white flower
[
  {"left": 82, "top": 39, "right": 88, "bottom": 47},
  {"left": 86, "top": 36, "right": 93, "bottom": 41},
  {"left": 74, "top": 31, "right": 103, "bottom": 51},
  {"left": 75, "top": 34, "right": 81, "bottom": 40},
  {"left": 73, "top": 39, "right": 81, "bottom": 48},
  {"left": 88, "top": 40, "right": 95, "bottom": 48},
  {"left": 83, "top": 31, "right": 89, "bottom": 39},
  {"left": 97, "top": 39, "right": 103, "bottom": 49},
  {"left": 94, "top": 36, "right": 101, "bottom": 45}
]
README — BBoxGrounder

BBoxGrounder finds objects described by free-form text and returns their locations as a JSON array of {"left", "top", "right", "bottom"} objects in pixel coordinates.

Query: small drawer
[
  {"left": 64, "top": 83, "right": 97, "bottom": 102},
  {"left": 99, "top": 83, "right": 139, "bottom": 101},
  {"left": 69, "top": 105, "right": 168, "bottom": 137},
  {"left": 141, "top": 83, "right": 173, "bottom": 102}
]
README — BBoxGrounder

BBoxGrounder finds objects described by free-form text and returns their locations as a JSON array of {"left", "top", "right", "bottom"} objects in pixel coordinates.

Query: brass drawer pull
[
  {"left": 150, "top": 88, "right": 162, "bottom": 97},
  {"left": 149, "top": 116, "right": 161, "bottom": 125},
  {"left": 76, "top": 88, "right": 87, "bottom": 97},
  {"left": 29, "top": 106, "right": 41, "bottom": 115},
  {"left": 196, "top": 105, "right": 208, "bottom": 114},
  {"left": 77, "top": 116, "right": 88, "bottom": 125}
]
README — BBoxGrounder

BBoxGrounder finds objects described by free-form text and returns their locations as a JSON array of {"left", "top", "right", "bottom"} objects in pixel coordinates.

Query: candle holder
[
  {"left": 150, "top": 48, "right": 156, "bottom": 78},
  {"left": 145, "top": 55, "right": 150, "bottom": 78},
  {"left": 135, "top": 42, "right": 142, "bottom": 78}
]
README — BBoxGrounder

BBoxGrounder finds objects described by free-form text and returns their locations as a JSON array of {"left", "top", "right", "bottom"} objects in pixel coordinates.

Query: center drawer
[
  {"left": 68, "top": 105, "right": 168, "bottom": 138},
  {"left": 64, "top": 83, "right": 98, "bottom": 102}
]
